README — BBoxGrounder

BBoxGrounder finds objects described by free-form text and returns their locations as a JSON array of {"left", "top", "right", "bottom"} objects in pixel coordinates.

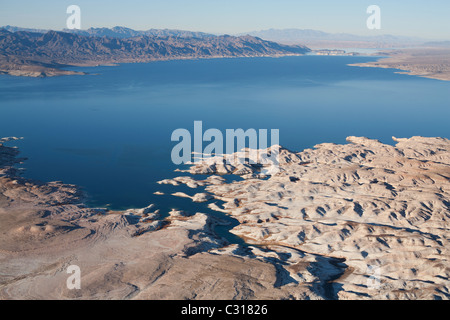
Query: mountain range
[
  {"left": 1, "top": 25, "right": 433, "bottom": 48},
  {"left": 1, "top": 25, "right": 215, "bottom": 39},
  {"left": 0, "top": 27, "right": 310, "bottom": 77},
  {"left": 240, "top": 28, "right": 428, "bottom": 48}
]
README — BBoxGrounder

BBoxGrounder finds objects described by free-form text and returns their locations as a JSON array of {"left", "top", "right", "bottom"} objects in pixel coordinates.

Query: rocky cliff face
[{"left": 0, "top": 29, "right": 310, "bottom": 77}]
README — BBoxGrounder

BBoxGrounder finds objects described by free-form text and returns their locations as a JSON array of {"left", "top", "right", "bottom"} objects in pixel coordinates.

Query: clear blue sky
[{"left": 1, "top": 0, "right": 449, "bottom": 39}]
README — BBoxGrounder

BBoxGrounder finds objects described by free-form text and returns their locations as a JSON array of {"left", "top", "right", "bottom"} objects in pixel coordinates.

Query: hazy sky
[{"left": 1, "top": 0, "right": 449, "bottom": 39}]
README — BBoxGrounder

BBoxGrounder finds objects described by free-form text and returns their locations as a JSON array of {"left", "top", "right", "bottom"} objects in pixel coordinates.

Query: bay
[{"left": 1, "top": 55, "right": 449, "bottom": 211}]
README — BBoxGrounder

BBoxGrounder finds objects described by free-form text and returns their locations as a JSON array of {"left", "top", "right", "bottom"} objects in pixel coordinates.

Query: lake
[{"left": 1, "top": 55, "right": 449, "bottom": 211}]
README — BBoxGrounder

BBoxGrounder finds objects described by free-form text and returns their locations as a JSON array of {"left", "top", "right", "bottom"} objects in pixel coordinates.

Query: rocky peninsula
[
  {"left": 1, "top": 136, "right": 449, "bottom": 299},
  {"left": 349, "top": 48, "right": 450, "bottom": 81}
]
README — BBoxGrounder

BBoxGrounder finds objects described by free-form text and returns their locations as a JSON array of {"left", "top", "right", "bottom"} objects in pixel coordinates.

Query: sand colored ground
[
  {"left": 166, "top": 136, "right": 450, "bottom": 299},
  {"left": 350, "top": 48, "right": 450, "bottom": 81},
  {"left": 1, "top": 136, "right": 449, "bottom": 299}
]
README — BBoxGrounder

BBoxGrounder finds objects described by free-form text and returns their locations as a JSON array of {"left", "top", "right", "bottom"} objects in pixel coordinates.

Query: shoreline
[
  {"left": 4, "top": 48, "right": 449, "bottom": 82},
  {"left": 1, "top": 136, "right": 449, "bottom": 299},
  {"left": 161, "top": 135, "right": 450, "bottom": 299},
  {"left": 0, "top": 53, "right": 306, "bottom": 78},
  {"left": 348, "top": 47, "right": 450, "bottom": 81}
]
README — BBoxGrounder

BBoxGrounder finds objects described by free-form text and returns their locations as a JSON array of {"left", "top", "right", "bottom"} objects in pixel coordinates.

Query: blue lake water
[{"left": 1, "top": 55, "right": 449, "bottom": 211}]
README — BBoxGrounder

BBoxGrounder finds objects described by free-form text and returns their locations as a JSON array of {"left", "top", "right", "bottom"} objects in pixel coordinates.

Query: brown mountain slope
[{"left": 0, "top": 29, "right": 310, "bottom": 77}]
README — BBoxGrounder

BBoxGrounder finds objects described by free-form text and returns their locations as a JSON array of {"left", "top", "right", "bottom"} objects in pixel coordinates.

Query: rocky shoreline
[
  {"left": 0, "top": 136, "right": 449, "bottom": 299},
  {"left": 349, "top": 48, "right": 450, "bottom": 81},
  {"left": 162, "top": 136, "right": 450, "bottom": 299}
]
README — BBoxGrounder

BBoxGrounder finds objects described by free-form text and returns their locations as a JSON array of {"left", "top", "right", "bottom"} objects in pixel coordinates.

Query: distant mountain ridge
[
  {"left": 2, "top": 25, "right": 432, "bottom": 47},
  {"left": 0, "top": 28, "right": 310, "bottom": 77},
  {"left": 423, "top": 41, "right": 450, "bottom": 47},
  {"left": 240, "top": 28, "right": 427, "bottom": 48},
  {"left": 1, "top": 25, "right": 216, "bottom": 39},
  {"left": 67, "top": 26, "right": 216, "bottom": 39}
]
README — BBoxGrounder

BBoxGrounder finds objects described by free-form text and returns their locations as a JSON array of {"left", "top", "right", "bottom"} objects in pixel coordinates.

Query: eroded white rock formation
[
  {"left": 165, "top": 136, "right": 450, "bottom": 299},
  {"left": 1, "top": 136, "right": 449, "bottom": 300}
]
